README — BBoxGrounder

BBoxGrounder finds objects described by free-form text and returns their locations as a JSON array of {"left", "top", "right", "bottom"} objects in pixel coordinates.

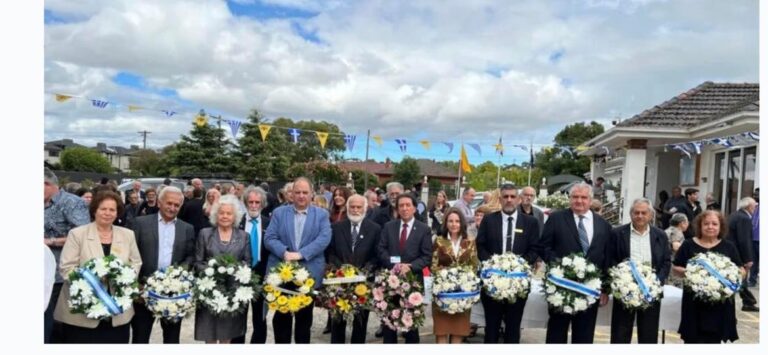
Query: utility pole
[
  {"left": 138, "top": 130, "right": 151, "bottom": 149},
  {"left": 364, "top": 129, "right": 371, "bottom": 191}
]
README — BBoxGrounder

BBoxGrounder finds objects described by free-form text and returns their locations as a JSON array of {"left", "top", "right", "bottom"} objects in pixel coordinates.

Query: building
[
  {"left": 44, "top": 138, "right": 139, "bottom": 173},
  {"left": 339, "top": 158, "right": 460, "bottom": 188},
  {"left": 580, "top": 82, "right": 759, "bottom": 222}
]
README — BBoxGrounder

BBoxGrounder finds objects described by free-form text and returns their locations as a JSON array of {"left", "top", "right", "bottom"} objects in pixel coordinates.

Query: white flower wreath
[
  {"left": 194, "top": 255, "right": 260, "bottom": 315},
  {"left": 67, "top": 255, "right": 140, "bottom": 320}
]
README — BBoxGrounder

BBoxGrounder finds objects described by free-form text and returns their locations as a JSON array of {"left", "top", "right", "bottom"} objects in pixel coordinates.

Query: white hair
[
  {"left": 158, "top": 186, "right": 183, "bottom": 201},
  {"left": 569, "top": 182, "right": 594, "bottom": 197},
  {"left": 630, "top": 197, "right": 655, "bottom": 220},
  {"left": 346, "top": 194, "right": 368, "bottom": 212},
  {"left": 209, "top": 194, "right": 244, "bottom": 226},
  {"left": 386, "top": 181, "right": 404, "bottom": 193},
  {"left": 243, "top": 185, "right": 268, "bottom": 209},
  {"left": 738, "top": 197, "right": 756, "bottom": 211}
]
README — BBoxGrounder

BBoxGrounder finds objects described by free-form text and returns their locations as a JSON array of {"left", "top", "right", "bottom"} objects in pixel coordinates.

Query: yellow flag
[
  {"left": 128, "top": 105, "right": 144, "bottom": 112},
  {"left": 372, "top": 135, "right": 383, "bottom": 147},
  {"left": 259, "top": 124, "right": 272, "bottom": 141},
  {"left": 54, "top": 94, "right": 72, "bottom": 102},
  {"left": 460, "top": 145, "right": 472, "bottom": 173},
  {"left": 576, "top": 145, "right": 588, "bottom": 152},
  {"left": 194, "top": 114, "right": 208, "bottom": 127},
  {"left": 419, "top": 140, "right": 431, "bottom": 151},
  {"left": 316, "top": 132, "right": 329, "bottom": 148}
]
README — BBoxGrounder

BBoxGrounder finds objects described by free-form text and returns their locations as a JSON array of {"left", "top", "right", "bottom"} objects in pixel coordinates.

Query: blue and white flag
[
  {"left": 91, "top": 99, "right": 109, "bottom": 108},
  {"left": 395, "top": 139, "right": 407, "bottom": 152},
  {"left": 161, "top": 110, "right": 176, "bottom": 117},
  {"left": 710, "top": 137, "right": 733, "bottom": 148},
  {"left": 747, "top": 132, "right": 759, "bottom": 141},
  {"left": 289, "top": 128, "right": 301, "bottom": 144},
  {"left": 688, "top": 141, "right": 702, "bottom": 155},
  {"left": 344, "top": 135, "right": 356, "bottom": 151},
  {"left": 443, "top": 142, "right": 454, "bottom": 154},
  {"left": 671, "top": 144, "right": 691, "bottom": 159},
  {"left": 468, "top": 143, "right": 482, "bottom": 156},
  {"left": 512, "top": 144, "right": 528, "bottom": 152},
  {"left": 225, "top": 120, "right": 241, "bottom": 138}
]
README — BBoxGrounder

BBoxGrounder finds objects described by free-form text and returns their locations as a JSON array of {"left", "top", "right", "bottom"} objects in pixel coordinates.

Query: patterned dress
[{"left": 431, "top": 235, "right": 479, "bottom": 336}]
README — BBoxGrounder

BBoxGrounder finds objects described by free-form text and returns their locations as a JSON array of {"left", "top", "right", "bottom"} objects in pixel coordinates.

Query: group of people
[{"left": 45, "top": 167, "right": 759, "bottom": 344}]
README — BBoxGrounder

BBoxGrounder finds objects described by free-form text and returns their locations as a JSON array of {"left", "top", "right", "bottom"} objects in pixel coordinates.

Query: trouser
[
  {"left": 750, "top": 240, "right": 759, "bottom": 284},
  {"left": 545, "top": 303, "right": 599, "bottom": 343},
  {"left": 330, "top": 310, "right": 370, "bottom": 344},
  {"left": 740, "top": 275, "right": 757, "bottom": 306},
  {"left": 382, "top": 327, "right": 419, "bottom": 343},
  {"left": 610, "top": 301, "right": 661, "bottom": 343},
  {"left": 130, "top": 302, "right": 182, "bottom": 343},
  {"left": 231, "top": 297, "right": 268, "bottom": 344},
  {"left": 480, "top": 293, "right": 527, "bottom": 343},
  {"left": 44, "top": 283, "right": 63, "bottom": 343},
  {"left": 272, "top": 300, "right": 314, "bottom": 344}
]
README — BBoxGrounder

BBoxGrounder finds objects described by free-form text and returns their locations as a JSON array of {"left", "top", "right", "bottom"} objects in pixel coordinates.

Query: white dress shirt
[{"left": 572, "top": 210, "right": 595, "bottom": 244}]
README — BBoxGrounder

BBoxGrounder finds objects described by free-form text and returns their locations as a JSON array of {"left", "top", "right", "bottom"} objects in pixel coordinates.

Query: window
[{"left": 679, "top": 156, "right": 696, "bottom": 186}]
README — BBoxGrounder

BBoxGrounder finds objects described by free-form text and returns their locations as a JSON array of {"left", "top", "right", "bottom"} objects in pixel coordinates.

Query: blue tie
[
  {"left": 250, "top": 218, "right": 260, "bottom": 267},
  {"left": 577, "top": 215, "right": 589, "bottom": 254}
]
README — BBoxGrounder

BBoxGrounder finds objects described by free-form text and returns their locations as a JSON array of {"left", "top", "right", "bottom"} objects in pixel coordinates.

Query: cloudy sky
[{"left": 43, "top": 0, "right": 759, "bottom": 164}]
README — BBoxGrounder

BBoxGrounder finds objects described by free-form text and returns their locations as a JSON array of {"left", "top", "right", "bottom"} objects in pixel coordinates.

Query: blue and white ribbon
[
  {"left": 692, "top": 258, "right": 741, "bottom": 292},
  {"left": 436, "top": 290, "right": 480, "bottom": 299},
  {"left": 628, "top": 260, "right": 654, "bottom": 303},
  {"left": 480, "top": 268, "right": 529, "bottom": 279},
  {"left": 147, "top": 291, "right": 191, "bottom": 301},
  {"left": 547, "top": 274, "right": 600, "bottom": 298},
  {"left": 79, "top": 268, "right": 123, "bottom": 315}
]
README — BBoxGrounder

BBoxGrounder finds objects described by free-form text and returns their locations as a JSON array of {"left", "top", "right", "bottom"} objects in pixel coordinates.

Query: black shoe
[
  {"left": 742, "top": 305, "right": 760, "bottom": 312},
  {"left": 375, "top": 325, "right": 384, "bottom": 338}
]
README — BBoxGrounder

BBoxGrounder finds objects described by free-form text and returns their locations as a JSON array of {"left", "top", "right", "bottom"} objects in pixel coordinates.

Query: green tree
[
  {"left": 286, "top": 160, "right": 346, "bottom": 185},
  {"left": 393, "top": 156, "right": 421, "bottom": 188},
  {"left": 129, "top": 149, "right": 170, "bottom": 176},
  {"left": 350, "top": 169, "right": 379, "bottom": 194},
  {"left": 165, "top": 121, "right": 236, "bottom": 177},
  {"left": 534, "top": 121, "right": 604, "bottom": 177},
  {"left": 60, "top": 147, "right": 113, "bottom": 173}
]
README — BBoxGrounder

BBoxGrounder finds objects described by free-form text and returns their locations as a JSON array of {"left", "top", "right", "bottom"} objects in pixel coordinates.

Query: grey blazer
[{"left": 130, "top": 214, "right": 196, "bottom": 279}]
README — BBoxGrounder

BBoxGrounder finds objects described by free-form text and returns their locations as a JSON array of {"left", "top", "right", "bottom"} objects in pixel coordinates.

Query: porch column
[
  {"left": 621, "top": 139, "right": 647, "bottom": 223},
  {"left": 590, "top": 157, "right": 605, "bottom": 184}
]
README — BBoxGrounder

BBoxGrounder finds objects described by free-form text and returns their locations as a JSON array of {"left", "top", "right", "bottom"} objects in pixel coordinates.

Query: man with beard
[
  {"left": 476, "top": 183, "right": 540, "bottom": 343},
  {"left": 326, "top": 194, "right": 382, "bottom": 343}
]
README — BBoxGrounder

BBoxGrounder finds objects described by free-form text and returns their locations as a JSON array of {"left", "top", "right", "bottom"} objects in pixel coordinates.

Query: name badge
[
  {"left": 390, "top": 256, "right": 401, "bottom": 264},
  {"left": 514, "top": 228, "right": 524, "bottom": 234}
]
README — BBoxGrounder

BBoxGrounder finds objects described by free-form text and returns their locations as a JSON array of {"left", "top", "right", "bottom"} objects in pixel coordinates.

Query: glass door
[{"left": 725, "top": 149, "right": 742, "bottom": 216}]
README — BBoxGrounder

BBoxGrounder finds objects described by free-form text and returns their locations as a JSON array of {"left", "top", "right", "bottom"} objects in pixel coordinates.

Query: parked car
[
  {"left": 117, "top": 178, "right": 187, "bottom": 194},
  {"left": 449, "top": 191, "right": 550, "bottom": 223}
]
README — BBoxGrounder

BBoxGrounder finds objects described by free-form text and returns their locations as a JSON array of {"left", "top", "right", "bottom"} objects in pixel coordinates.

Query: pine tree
[{"left": 165, "top": 121, "right": 236, "bottom": 177}]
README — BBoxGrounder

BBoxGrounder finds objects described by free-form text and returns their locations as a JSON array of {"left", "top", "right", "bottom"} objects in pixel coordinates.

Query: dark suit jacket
[
  {"left": 131, "top": 214, "right": 196, "bottom": 279},
  {"left": 609, "top": 224, "right": 671, "bottom": 284},
  {"left": 539, "top": 208, "right": 613, "bottom": 273},
  {"left": 378, "top": 219, "right": 432, "bottom": 274},
  {"left": 327, "top": 218, "right": 382, "bottom": 272},
  {"left": 238, "top": 214, "right": 271, "bottom": 276},
  {"left": 728, "top": 209, "right": 754, "bottom": 263},
  {"left": 476, "top": 211, "right": 540, "bottom": 265},
  {"left": 177, "top": 198, "right": 209, "bottom": 236}
]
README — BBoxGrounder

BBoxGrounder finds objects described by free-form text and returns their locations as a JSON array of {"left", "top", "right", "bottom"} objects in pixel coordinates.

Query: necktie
[
  {"left": 351, "top": 223, "right": 359, "bottom": 251},
  {"left": 399, "top": 223, "right": 408, "bottom": 252},
  {"left": 505, "top": 216, "right": 513, "bottom": 252},
  {"left": 249, "top": 218, "right": 260, "bottom": 267},
  {"left": 577, "top": 215, "right": 589, "bottom": 254}
]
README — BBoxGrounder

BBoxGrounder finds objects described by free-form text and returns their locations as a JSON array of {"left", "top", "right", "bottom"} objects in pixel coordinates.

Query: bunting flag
[
  {"left": 161, "top": 110, "right": 176, "bottom": 117},
  {"left": 494, "top": 137, "right": 504, "bottom": 156},
  {"left": 395, "top": 139, "right": 407, "bottom": 152},
  {"left": 55, "top": 94, "right": 73, "bottom": 102},
  {"left": 512, "top": 144, "right": 528, "bottom": 152},
  {"left": 194, "top": 114, "right": 208, "bottom": 127},
  {"left": 530, "top": 148, "right": 535, "bottom": 167},
  {"left": 91, "top": 99, "right": 109, "bottom": 108},
  {"left": 600, "top": 146, "right": 610, "bottom": 156},
  {"left": 127, "top": 105, "right": 144, "bottom": 112},
  {"left": 372, "top": 135, "right": 383, "bottom": 147},
  {"left": 710, "top": 137, "right": 733, "bottom": 148},
  {"left": 225, "top": 120, "right": 241, "bottom": 138},
  {"left": 420, "top": 140, "right": 431, "bottom": 151},
  {"left": 468, "top": 143, "right": 481, "bottom": 156},
  {"left": 443, "top": 142, "right": 454, "bottom": 154},
  {"left": 460, "top": 145, "right": 472, "bottom": 173},
  {"left": 747, "top": 131, "right": 759, "bottom": 141},
  {"left": 344, "top": 135, "right": 356, "bottom": 151},
  {"left": 289, "top": 128, "right": 301, "bottom": 143},
  {"left": 316, "top": 132, "right": 329, "bottom": 148},
  {"left": 258, "top": 124, "right": 272, "bottom": 142},
  {"left": 671, "top": 144, "right": 691, "bottom": 159},
  {"left": 688, "top": 142, "right": 702, "bottom": 155}
]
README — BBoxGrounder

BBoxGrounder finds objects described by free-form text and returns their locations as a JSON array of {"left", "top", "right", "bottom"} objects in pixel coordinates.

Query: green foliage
[
  {"left": 60, "top": 147, "right": 113, "bottom": 173},
  {"left": 286, "top": 161, "right": 346, "bottom": 185},
  {"left": 129, "top": 149, "right": 170, "bottom": 176},
  {"left": 534, "top": 121, "right": 604, "bottom": 177},
  {"left": 427, "top": 178, "right": 443, "bottom": 196},
  {"left": 350, "top": 169, "right": 379, "bottom": 194},
  {"left": 165, "top": 121, "right": 236, "bottom": 177},
  {"left": 393, "top": 156, "right": 422, "bottom": 188},
  {"left": 464, "top": 161, "right": 545, "bottom": 190}
]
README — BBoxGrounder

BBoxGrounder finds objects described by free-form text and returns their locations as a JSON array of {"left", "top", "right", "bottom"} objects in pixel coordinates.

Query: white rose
[
  {"left": 217, "top": 266, "right": 226, "bottom": 274},
  {"left": 562, "top": 258, "right": 572, "bottom": 267},
  {"left": 227, "top": 267, "right": 235, "bottom": 275},
  {"left": 205, "top": 268, "right": 215, "bottom": 277}
]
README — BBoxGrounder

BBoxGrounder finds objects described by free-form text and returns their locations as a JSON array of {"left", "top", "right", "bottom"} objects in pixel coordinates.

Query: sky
[{"left": 43, "top": 0, "right": 759, "bottom": 165}]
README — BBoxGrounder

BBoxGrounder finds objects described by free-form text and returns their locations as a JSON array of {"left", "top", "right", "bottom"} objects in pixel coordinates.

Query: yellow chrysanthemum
[
  {"left": 303, "top": 295, "right": 313, "bottom": 306},
  {"left": 304, "top": 278, "right": 315, "bottom": 288},
  {"left": 278, "top": 305, "right": 289, "bottom": 314},
  {"left": 264, "top": 285, "right": 274, "bottom": 293},
  {"left": 326, "top": 272, "right": 335, "bottom": 278},
  {"left": 337, "top": 299, "right": 351, "bottom": 313},
  {"left": 354, "top": 284, "right": 369, "bottom": 297},
  {"left": 287, "top": 297, "right": 302, "bottom": 312},
  {"left": 279, "top": 266, "right": 294, "bottom": 282},
  {"left": 277, "top": 295, "right": 288, "bottom": 305},
  {"left": 267, "top": 302, "right": 278, "bottom": 311},
  {"left": 343, "top": 267, "right": 357, "bottom": 278}
]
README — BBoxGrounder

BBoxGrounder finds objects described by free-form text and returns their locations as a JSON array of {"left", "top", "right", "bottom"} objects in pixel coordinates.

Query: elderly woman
[
  {"left": 672, "top": 210, "right": 746, "bottom": 343},
  {"left": 666, "top": 213, "right": 689, "bottom": 256},
  {"left": 54, "top": 191, "right": 142, "bottom": 343},
  {"left": 137, "top": 188, "right": 159, "bottom": 216},
  {"left": 194, "top": 194, "right": 251, "bottom": 344},
  {"left": 431, "top": 208, "right": 479, "bottom": 344}
]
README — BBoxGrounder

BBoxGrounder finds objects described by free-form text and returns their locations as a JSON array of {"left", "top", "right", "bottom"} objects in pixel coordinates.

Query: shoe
[
  {"left": 375, "top": 325, "right": 384, "bottom": 338},
  {"left": 742, "top": 305, "right": 760, "bottom": 312}
]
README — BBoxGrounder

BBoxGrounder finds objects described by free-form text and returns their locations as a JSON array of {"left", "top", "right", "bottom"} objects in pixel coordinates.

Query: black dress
[{"left": 673, "top": 238, "right": 743, "bottom": 343}]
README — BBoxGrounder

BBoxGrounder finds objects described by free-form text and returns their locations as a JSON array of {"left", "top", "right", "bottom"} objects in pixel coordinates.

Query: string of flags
[{"left": 666, "top": 132, "right": 759, "bottom": 158}]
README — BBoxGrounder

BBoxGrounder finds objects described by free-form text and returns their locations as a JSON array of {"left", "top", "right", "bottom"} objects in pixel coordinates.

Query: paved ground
[{"left": 151, "top": 283, "right": 760, "bottom": 344}]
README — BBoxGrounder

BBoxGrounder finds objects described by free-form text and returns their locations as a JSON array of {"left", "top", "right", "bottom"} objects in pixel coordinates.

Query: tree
[
  {"left": 129, "top": 149, "right": 170, "bottom": 176},
  {"left": 286, "top": 160, "right": 346, "bottom": 185},
  {"left": 393, "top": 156, "right": 421, "bottom": 188},
  {"left": 534, "top": 121, "right": 604, "bottom": 177},
  {"left": 350, "top": 169, "right": 379, "bottom": 194},
  {"left": 165, "top": 121, "right": 236, "bottom": 177},
  {"left": 60, "top": 147, "right": 113, "bottom": 173}
]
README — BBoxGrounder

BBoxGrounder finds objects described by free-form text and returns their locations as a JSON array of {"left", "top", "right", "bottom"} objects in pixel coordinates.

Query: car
[
  {"left": 449, "top": 191, "right": 550, "bottom": 223},
  {"left": 117, "top": 178, "right": 187, "bottom": 194}
]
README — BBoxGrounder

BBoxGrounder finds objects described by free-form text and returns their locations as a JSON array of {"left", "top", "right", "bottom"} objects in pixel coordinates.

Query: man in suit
[
  {"left": 326, "top": 194, "right": 382, "bottom": 343},
  {"left": 476, "top": 183, "right": 540, "bottom": 343},
  {"left": 264, "top": 177, "right": 332, "bottom": 344},
  {"left": 126, "top": 180, "right": 146, "bottom": 204},
  {"left": 377, "top": 193, "right": 432, "bottom": 343},
  {"left": 232, "top": 186, "right": 272, "bottom": 343},
  {"left": 609, "top": 198, "right": 671, "bottom": 343},
  {"left": 539, "top": 182, "right": 613, "bottom": 344},
  {"left": 728, "top": 197, "right": 759, "bottom": 312},
  {"left": 678, "top": 188, "right": 702, "bottom": 240},
  {"left": 371, "top": 181, "right": 404, "bottom": 228},
  {"left": 129, "top": 186, "right": 196, "bottom": 343},
  {"left": 518, "top": 186, "right": 545, "bottom": 235},
  {"left": 178, "top": 187, "right": 208, "bottom": 236}
]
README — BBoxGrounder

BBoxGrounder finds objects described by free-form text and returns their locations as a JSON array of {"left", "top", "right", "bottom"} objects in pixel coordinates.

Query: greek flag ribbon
[
  {"left": 628, "top": 260, "right": 653, "bottom": 303},
  {"left": 436, "top": 290, "right": 481, "bottom": 299},
  {"left": 322, "top": 276, "right": 367, "bottom": 285},
  {"left": 78, "top": 268, "right": 123, "bottom": 315},
  {"left": 692, "top": 258, "right": 741, "bottom": 292},
  {"left": 480, "top": 269, "right": 529, "bottom": 279},
  {"left": 547, "top": 274, "right": 600, "bottom": 298},
  {"left": 147, "top": 291, "right": 191, "bottom": 301}
]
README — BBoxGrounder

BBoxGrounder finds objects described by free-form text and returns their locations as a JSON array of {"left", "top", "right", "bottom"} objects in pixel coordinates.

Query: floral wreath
[
  {"left": 479, "top": 252, "right": 532, "bottom": 303},
  {"left": 543, "top": 253, "right": 602, "bottom": 315},
  {"left": 142, "top": 265, "right": 196, "bottom": 322},
  {"left": 372, "top": 264, "right": 426, "bottom": 332},
  {"left": 432, "top": 265, "right": 481, "bottom": 314},
  {"left": 608, "top": 259, "right": 663, "bottom": 311},
  {"left": 317, "top": 264, "right": 372, "bottom": 321},
  {"left": 684, "top": 251, "right": 741, "bottom": 304},
  {"left": 67, "top": 255, "right": 140, "bottom": 320},
  {"left": 194, "top": 255, "right": 260, "bottom": 315},
  {"left": 263, "top": 261, "right": 315, "bottom": 314}
]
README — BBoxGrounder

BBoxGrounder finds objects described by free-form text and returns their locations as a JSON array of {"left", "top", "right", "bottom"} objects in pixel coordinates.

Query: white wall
[{"left": 655, "top": 151, "right": 681, "bottom": 199}]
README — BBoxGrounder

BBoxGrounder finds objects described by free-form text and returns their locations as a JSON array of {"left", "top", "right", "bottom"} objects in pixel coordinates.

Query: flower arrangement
[
  {"left": 263, "top": 261, "right": 315, "bottom": 314},
  {"left": 432, "top": 266, "right": 481, "bottom": 314},
  {"left": 194, "top": 255, "right": 259, "bottom": 315},
  {"left": 479, "top": 252, "right": 532, "bottom": 303},
  {"left": 372, "top": 265, "right": 426, "bottom": 332},
  {"left": 317, "top": 264, "right": 372, "bottom": 321},
  {"left": 543, "top": 254, "right": 602, "bottom": 315},
  {"left": 608, "top": 259, "right": 663, "bottom": 311},
  {"left": 67, "top": 255, "right": 140, "bottom": 320},
  {"left": 142, "top": 265, "right": 196, "bottom": 322},
  {"left": 536, "top": 192, "right": 570, "bottom": 210},
  {"left": 684, "top": 252, "right": 742, "bottom": 303}
]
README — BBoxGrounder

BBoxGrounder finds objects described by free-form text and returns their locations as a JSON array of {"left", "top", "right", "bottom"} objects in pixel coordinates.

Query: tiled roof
[
  {"left": 375, "top": 159, "right": 459, "bottom": 178},
  {"left": 616, "top": 82, "right": 759, "bottom": 129}
]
